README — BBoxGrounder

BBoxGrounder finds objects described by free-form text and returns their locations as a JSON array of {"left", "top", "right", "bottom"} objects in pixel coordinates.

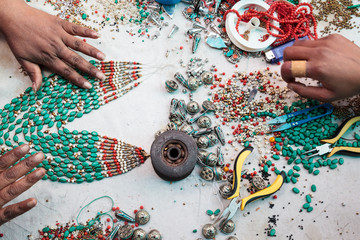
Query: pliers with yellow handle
[
  {"left": 214, "top": 146, "right": 286, "bottom": 227},
  {"left": 304, "top": 116, "right": 360, "bottom": 158}
]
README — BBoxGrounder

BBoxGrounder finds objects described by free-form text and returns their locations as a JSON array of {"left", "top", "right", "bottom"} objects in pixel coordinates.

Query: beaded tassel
[{"left": 0, "top": 60, "right": 149, "bottom": 183}]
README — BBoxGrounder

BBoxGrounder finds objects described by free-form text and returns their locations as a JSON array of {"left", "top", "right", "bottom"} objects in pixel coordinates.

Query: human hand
[
  {"left": 0, "top": 0, "right": 106, "bottom": 91},
  {"left": 0, "top": 145, "right": 45, "bottom": 226},
  {"left": 281, "top": 34, "right": 360, "bottom": 102}
]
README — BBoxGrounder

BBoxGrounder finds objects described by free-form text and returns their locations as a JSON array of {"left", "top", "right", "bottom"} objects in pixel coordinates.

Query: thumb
[
  {"left": 18, "top": 59, "right": 42, "bottom": 92},
  {"left": 287, "top": 82, "right": 336, "bottom": 102}
]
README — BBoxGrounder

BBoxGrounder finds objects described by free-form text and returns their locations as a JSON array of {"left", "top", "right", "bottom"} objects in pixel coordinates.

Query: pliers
[
  {"left": 214, "top": 147, "right": 286, "bottom": 227},
  {"left": 267, "top": 103, "right": 333, "bottom": 132},
  {"left": 304, "top": 116, "right": 360, "bottom": 158}
]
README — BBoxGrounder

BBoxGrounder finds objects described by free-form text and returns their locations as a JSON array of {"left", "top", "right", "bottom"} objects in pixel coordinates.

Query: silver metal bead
[
  {"left": 214, "top": 166, "right": 225, "bottom": 181},
  {"left": 165, "top": 80, "right": 178, "bottom": 92},
  {"left": 251, "top": 175, "right": 266, "bottom": 190},
  {"left": 226, "top": 237, "right": 239, "bottom": 240},
  {"left": 186, "top": 101, "right": 200, "bottom": 115},
  {"left": 132, "top": 228, "right": 147, "bottom": 240},
  {"left": 200, "top": 166, "right": 214, "bottom": 181},
  {"left": 187, "top": 77, "right": 200, "bottom": 91},
  {"left": 197, "top": 116, "right": 212, "bottom": 128},
  {"left": 219, "top": 182, "right": 233, "bottom": 198},
  {"left": 147, "top": 229, "right": 162, "bottom": 240},
  {"left": 180, "top": 124, "right": 194, "bottom": 135},
  {"left": 220, "top": 219, "right": 235, "bottom": 234},
  {"left": 201, "top": 71, "right": 214, "bottom": 85},
  {"left": 118, "top": 224, "right": 134, "bottom": 240},
  {"left": 198, "top": 150, "right": 217, "bottom": 167},
  {"left": 135, "top": 209, "right": 150, "bottom": 225},
  {"left": 202, "top": 224, "right": 217, "bottom": 239},
  {"left": 197, "top": 136, "right": 209, "bottom": 149}
]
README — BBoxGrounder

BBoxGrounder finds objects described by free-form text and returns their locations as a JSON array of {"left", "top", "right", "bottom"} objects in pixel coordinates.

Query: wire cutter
[
  {"left": 214, "top": 147, "right": 286, "bottom": 227},
  {"left": 304, "top": 116, "right": 360, "bottom": 158},
  {"left": 267, "top": 103, "right": 334, "bottom": 132}
]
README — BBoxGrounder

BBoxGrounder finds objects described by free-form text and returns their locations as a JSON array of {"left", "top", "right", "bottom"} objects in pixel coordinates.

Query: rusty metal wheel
[{"left": 150, "top": 130, "right": 198, "bottom": 181}]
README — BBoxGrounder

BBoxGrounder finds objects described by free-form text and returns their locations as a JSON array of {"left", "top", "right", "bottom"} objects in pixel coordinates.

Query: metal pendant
[
  {"left": 192, "top": 34, "right": 201, "bottom": 54},
  {"left": 132, "top": 228, "right": 147, "bottom": 240},
  {"left": 214, "top": 166, "right": 225, "bottom": 181},
  {"left": 186, "top": 101, "right": 200, "bottom": 115},
  {"left": 188, "top": 77, "right": 200, "bottom": 91},
  {"left": 197, "top": 135, "right": 209, "bottom": 149},
  {"left": 202, "top": 224, "right": 218, "bottom": 239},
  {"left": 118, "top": 224, "right": 134, "bottom": 240},
  {"left": 165, "top": 80, "right": 178, "bottom": 92},
  {"left": 200, "top": 166, "right": 215, "bottom": 181},
  {"left": 168, "top": 24, "right": 179, "bottom": 38},
  {"left": 198, "top": 150, "right": 218, "bottom": 167},
  {"left": 115, "top": 210, "right": 136, "bottom": 223},
  {"left": 201, "top": 71, "right": 214, "bottom": 85},
  {"left": 220, "top": 219, "right": 235, "bottom": 234},
  {"left": 216, "top": 146, "right": 225, "bottom": 166},
  {"left": 192, "top": 128, "right": 213, "bottom": 137},
  {"left": 219, "top": 182, "right": 233, "bottom": 199},
  {"left": 214, "top": 126, "right": 225, "bottom": 145},
  {"left": 251, "top": 175, "right": 266, "bottom": 190},
  {"left": 135, "top": 209, "right": 150, "bottom": 225},
  {"left": 197, "top": 116, "right": 212, "bottom": 128},
  {"left": 147, "top": 229, "right": 162, "bottom": 240},
  {"left": 174, "top": 72, "right": 190, "bottom": 89}
]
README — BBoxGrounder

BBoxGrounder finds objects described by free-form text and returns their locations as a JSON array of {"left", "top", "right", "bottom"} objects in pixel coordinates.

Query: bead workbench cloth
[{"left": 0, "top": 61, "right": 149, "bottom": 183}]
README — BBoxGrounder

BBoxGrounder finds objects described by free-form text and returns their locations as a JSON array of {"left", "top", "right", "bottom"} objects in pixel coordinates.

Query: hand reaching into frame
[
  {"left": 281, "top": 34, "right": 360, "bottom": 102},
  {"left": 0, "top": 0, "right": 106, "bottom": 92},
  {"left": 0, "top": 144, "right": 45, "bottom": 226}
]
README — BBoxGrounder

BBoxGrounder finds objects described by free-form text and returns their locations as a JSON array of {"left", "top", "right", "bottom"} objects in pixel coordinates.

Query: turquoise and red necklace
[{"left": 0, "top": 60, "right": 149, "bottom": 183}]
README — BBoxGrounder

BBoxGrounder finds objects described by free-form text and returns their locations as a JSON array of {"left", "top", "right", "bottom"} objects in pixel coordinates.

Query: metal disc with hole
[{"left": 150, "top": 130, "right": 198, "bottom": 181}]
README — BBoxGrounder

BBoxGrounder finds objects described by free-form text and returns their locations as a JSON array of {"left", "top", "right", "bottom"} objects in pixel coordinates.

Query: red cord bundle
[{"left": 224, "top": 1, "right": 318, "bottom": 45}]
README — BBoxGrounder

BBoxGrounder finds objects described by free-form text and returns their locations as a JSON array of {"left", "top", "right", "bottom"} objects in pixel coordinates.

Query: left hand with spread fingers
[
  {"left": 0, "top": 145, "right": 45, "bottom": 226},
  {"left": 281, "top": 34, "right": 360, "bottom": 102}
]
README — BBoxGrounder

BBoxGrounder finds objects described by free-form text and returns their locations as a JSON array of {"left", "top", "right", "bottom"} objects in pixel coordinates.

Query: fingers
[
  {"left": 287, "top": 82, "right": 336, "bottom": 102},
  {"left": 283, "top": 46, "right": 313, "bottom": 61},
  {"left": 18, "top": 59, "right": 42, "bottom": 92},
  {"left": 61, "top": 20, "right": 99, "bottom": 38},
  {"left": 0, "top": 152, "right": 44, "bottom": 190},
  {"left": 50, "top": 58, "right": 92, "bottom": 89},
  {"left": 0, "top": 168, "right": 45, "bottom": 207},
  {"left": 63, "top": 36, "right": 106, "bottom": 61},
  {"left": 58, "top": 48, "right": 105, "bottom": 81},
  {"left": 280, "top": 61, "right": 294, "bottom": 83},
  {"left": 0, "top": 198, "right": 37, "bottom": 226},
  {"left": 0, "top": 145, "right": 30, "bottom": 172}
]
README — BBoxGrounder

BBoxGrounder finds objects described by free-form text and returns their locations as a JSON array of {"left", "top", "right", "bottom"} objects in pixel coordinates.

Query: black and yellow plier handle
[
  {"left": 214, "top": 147, "right": 286, "bottom": 226},
  {"left": 305, "top": 116, "right": 360, "bottom": 158}
]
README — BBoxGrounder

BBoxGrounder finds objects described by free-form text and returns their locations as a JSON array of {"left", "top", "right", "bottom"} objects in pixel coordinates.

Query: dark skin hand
[
  {"left": 281, "top": 34, "right": 360, "bottom": 102},
  {"left": 0, "top": 0, "right": 106, "bottom": 91},
  {"left": 0, "top": 145, "right": 45, "bottom": 225}
]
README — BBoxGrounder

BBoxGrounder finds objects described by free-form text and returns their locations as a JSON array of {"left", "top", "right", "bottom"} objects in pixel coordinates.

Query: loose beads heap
[{"left": 0, "top": 60, "right": 149, "bottom": 183}]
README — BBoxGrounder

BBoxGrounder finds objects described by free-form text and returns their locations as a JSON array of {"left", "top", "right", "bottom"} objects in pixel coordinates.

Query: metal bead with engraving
[
  {"left": 214, "top": 166, "right": 225, "bottom": 181},
  {"left": 165, "top": 80, "right": 178, "bottom": 92},
  {"left": 118, "top": 224, "right": 134, "bottom": 240},
  {"left": 201, "top": 71, "right": 214, "bottom": 85},
  {"left": 226, "top": 237, "right": 239, "bottom": 240},
  {"left": 219, "top": 182, "right": 233, "bottom": 198},
  {"left": 197, "top": 116, "right": 212, "bottom": 128},
  {"left": 251, "top": 175, "right": 267, "bottom": 190},
  {"left": 202, "top": 224, "right": 218, "bottom": 239},
  {"left": 180, "top": 124, "right": 194, "bottom": 135},
  {"left": 217, "top": 146, "right": 225, "bottom": 166},
  {"left": 214, "top": 126, "right": 225, "bottom": 145},
  {"left": 200, "top": 166, "right": 215, "bottom": 181},
  {"left": 192, "top": 128, "right": 213, "bottom": 137},
  {"left": 115, "top": 210, "right": 136, "bottom": 223},
  {"left": 198, "top": 150, "right": 217, "bottom": 166},
  {"left": 132, "top": 228, "right": 147, "bottom": 240},
  {"left": 186, "top": 101, "right": 200, "bottom": 115},
  {"left": 188, "top": 77, "right": 200, "bottom": 91},
  {"left": 197, "top": 136, "right": 209, "bottom": 149},
  {"left": 135, "top": 209, "right": 150, "bottom": 225},
  {"left": 207, "top": 133, "right": 219, "bottom": 147},
  {"left": 220, "top": 219, "right": 235, "bottom": 234},
  {"left": 147, "top": 229, "right": 162, "bottom": 240}
]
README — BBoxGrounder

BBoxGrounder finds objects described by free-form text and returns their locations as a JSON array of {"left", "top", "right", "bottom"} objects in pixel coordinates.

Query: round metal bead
[
  {"left": 165, "top": 80, "right": 178, "bottom": 92},
  {"left": 214, "top": 166, "right": 225, "bottom": 180},
  {"left": 220, "top": 219, "right": 235, "bottom": 234},
  {"left": 187, "top": 77, "right": 200, "bottom": 91},
  {"left": 132, "top": 228, "right": 147, "bottom": 240},
  {"left": 226, "top": 237, "right": 238, "bottom": 240},
  {"left": 251, "top": 175, "right": 266, "bottom": 190},
  {"left": 180, "top": 124, "right": 194, "bottom": 135},
  {"left": 207, "top": 133, "right": 219, "bottom": 147},
  {"left": 197, "top": 136, "right": 209, "bottom": 149},
  {"left": 202, "top": 224, "right": 217, "bottom": 239},
  {"left": 200, "top": 166, "right": 215, "bottom": 181},
  {"left": 186, "top": 101, "right": 200, "bottom": 115},
  {"left": 197, "top": 116, "right": 212, "bottom": 128},
  {"left": 201, "top": 71, "right": 214, "bottom": 85},
  {"left": 219, "top": 182, "right": 233, "bottom": 198},
  {"left": 118, "top": 224, "right": 134, "bottom": 240},
  {"left": 135, "top": 209, "right": 150, "bottom": 225},
  {"left": 198, "top": 150, "right": 217, "bottom": 167},
  {"left": 147, "top": 229, "right": 162, "bottom": 240}
]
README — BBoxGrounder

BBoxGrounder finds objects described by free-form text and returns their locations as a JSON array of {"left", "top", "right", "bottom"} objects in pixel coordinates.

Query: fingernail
[
  {"left": 32, "top": 152, "right": 44, "bottom": 163},
  {"left": 96, "top": 71, "right": 106, "bottom": 81},
  {"left": 83, "top": 81, "right": 92, "bottom": 89},
  {"left": 18, "top": 144, "right": 30, "bottom": 154},
  {"left": 27, "top": 199, "right": 37, "bottom": 208},
  {"left": 92, "top": 31, "right": 101, "bottom": 38},
  {"left": 97, "top": 52, "right": 106, "bottom": 60},
  {"left": 35, "top": 169, "right": 45, "bottom": 178},
  {"left": 32, "top": 82, "right": 38, "bottom": 93}
]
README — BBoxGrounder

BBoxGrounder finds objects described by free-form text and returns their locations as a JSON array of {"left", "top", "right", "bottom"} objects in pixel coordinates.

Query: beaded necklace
[{"left": 0, "top": 60, "right": 149, "bottom": 183}]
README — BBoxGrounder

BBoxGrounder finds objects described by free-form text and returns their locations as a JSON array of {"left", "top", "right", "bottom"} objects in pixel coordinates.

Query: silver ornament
[
  {"left": 165, "top": 80, "right": 178, "bottom": 92},
  {"left": 201, "top": 71, "right": 214, "bottom": 85},
  {"left": 135, "top": 209, "right": 150, "bottom": 225},
  {"left": 251, "top": 175, "right": 266, "bottom": 190},
  {"left": 214, "top": 166, "right": 225, "bottom": 180},
  {"left": 147, "top": 229, "right": 162, "bottom": 240},
  {"left": 197, "top": 136, "right": 209, "bottom": 149},
  {"left": 219, "top": 182, "right": 233, "bottom": 199},
  {"left": 180, "top": 124, "right": 194, "bottom": 135},
  {"left": 220, "top": 219, "right": 235, "bottom": 234},
  {"left": 187, "top": 77, "right": 200, "bottom": 91},
  {"left": 200, "top": 166, "right": 215, "bottom": 181},
  {"left": 118, "top": 224, "right": 134, "bottom": 240},
  {"left": 132, "top": 228, "right": 147, "bottom": 240},
  {"left": 207, "top": 133, "right": 219, "bottom": 147},
  {"left": 186, "top": 101, "right": 200, "bottom": 115},
  {"left": 202, "top": 224, "right": 217, "bottom": 239},
  {"left": 198, "top": 150, "right": 217, "bottom": 167},
  {"left": 197, "top": 116, "right": 212, "bottom": 128},
  {"left": 226, "top": 237, "right": 239, "bottom": 240}
]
